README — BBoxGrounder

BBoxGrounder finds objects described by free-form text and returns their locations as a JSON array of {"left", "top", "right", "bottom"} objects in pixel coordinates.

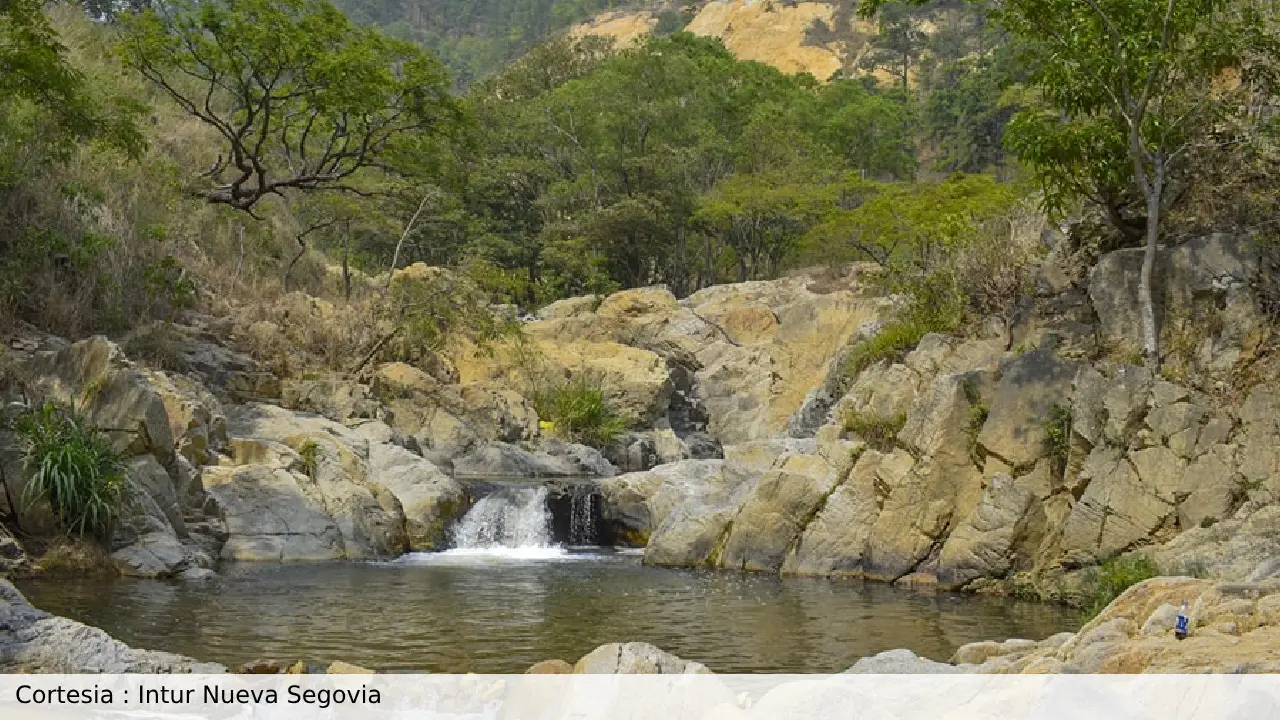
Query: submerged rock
[{"left": 0, "top": 579, "right": 223, "bottom": 672}]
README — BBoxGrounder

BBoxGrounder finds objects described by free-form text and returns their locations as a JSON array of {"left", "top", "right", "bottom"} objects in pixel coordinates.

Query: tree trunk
[
  {"left": 1138, "top": 166, "right": 1165, "bottom": 369},
  {"left": 341, "top": 230, "right": 352, "bottom": 302},
  {"left": 384, "top": 193, "right": 432, "bottom": 296}
]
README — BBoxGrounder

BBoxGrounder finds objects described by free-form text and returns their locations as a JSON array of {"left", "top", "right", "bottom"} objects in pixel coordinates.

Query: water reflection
[{"left": 17, "top": 554, "right": 1078, "bottom": 673}]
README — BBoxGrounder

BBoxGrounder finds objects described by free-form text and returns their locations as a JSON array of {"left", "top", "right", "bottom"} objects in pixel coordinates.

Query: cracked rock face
[{"left": 595, "top": 235, "right": 1277, "bottom": 600}]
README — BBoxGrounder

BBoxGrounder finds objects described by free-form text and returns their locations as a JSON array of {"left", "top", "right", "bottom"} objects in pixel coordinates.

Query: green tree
[
  {"left": 696, "top": 174, "right": 836, "bottom": 281},
  {"left": 859, "top": 1, "right": 928, "bottom": 89},
  {"left": 1, "top": 0, "right": 142, "bottom": 163},
  {"left": 119, "top": 0, "right": 460, "bottom": 213},
  {"left": 998, "top": 0, "right": 1275, "bottom": 367},
  {"left": 865, "top": 0, "right": 1279, "bottom": 367}
]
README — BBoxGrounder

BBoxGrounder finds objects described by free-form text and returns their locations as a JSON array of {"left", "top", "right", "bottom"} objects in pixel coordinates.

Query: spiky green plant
[
  {"left": 14, "top": 402, "right": 126, "bottom": 540},
  {"left": 531, "top": 376, "right": 627, "bottom": 448}
]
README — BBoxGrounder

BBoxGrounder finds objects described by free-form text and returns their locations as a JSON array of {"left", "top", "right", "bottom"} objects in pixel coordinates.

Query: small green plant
[
  {"left": 297, "top": 439, "right": 320, "bottom": 478},
  {"left": 1043, "top": 403, "right": 1073, "bottom": 476},
  {"left": 1083, "top": 555, "right": 1160, "bottom": 618},
  {"left": 80, "top": 372, "right": 110, "bottom": 406},
  {"left": 15, "top": 402, "right": 126, "bottom": 541},
  {"left": 841, "top": 409, "right": 906, "bottom": 452},
  {"left": 1009, "top": 573, "right": 1041, "bottom": 602},
  {"left": 966, "top": 403, "right": 989, "bottom": 458},
  {"left": 530, "top": 376, "right": 627, "bottom": 449}
]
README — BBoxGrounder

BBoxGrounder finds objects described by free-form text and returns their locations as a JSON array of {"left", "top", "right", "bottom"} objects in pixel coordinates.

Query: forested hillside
[
  {"left": 1, "top": 0, "right": 1278, "bottom": 375},
  {"left": 332, "top": 0, "right": 626, "bottom": 86}
]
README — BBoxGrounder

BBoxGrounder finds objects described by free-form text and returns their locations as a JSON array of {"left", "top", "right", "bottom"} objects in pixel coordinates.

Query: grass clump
[
  {"left": 1083, "top": 555, "right": 1160, "bottom": 618},
  {"left": 14, "top": 402, "right": 126, "bottom": 541},
  {"left": 966, "top": 403, "right": 989, "bottom": 458},
  {"left": 530, "top": 376, "right": 627, "bottom": 449},
  {"left": 841, "top": 409, "right": 906, "bottom": 452},
  {"left": 841, "top": 271, "right": 966, "bottom": 383},
  {"left": 842, "top": 319, "right": 933, "bottom": 380}
]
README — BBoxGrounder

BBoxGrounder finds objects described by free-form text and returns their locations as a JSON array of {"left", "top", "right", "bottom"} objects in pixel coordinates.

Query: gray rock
[
  {"left": 178, "top": 567, "right": 217, "bottom": 582},
  {"left": 977, "top": 347, "right": 1080, "bottom": 468},
  {"left": 572, "top": 642, "right": 709, "bottom": 674},
  {"left": 1089, "top": 234, "right": 1260, "bottom": 377},
  {"left": 367, "top": 442, "right": 465, "bottom": 551},
  {"left": 844, "top": 649, "right": 959, "bottom": 674},
  {"left": 453, "top": 441, "right": 616, "bottom": 479},
  {"left": 598, "top": 459, "right": 727, "bottom": 553},
  {"left": 111, "top": 531, "right": 188, "bottom": 578},
  {"left": 203, "top": 465, "right": 347, "bottom": 562},
  {"left": 0, "top": 579, "right": 224, "bottom": 672}
]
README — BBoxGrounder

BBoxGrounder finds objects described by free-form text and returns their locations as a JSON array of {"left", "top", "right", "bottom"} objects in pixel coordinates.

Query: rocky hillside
[
  {"left": 0, "top": 264, "right": 883, "bottom": 578},
  {"left": 595, "top": 233, "right": 1278, "bottom": 604},
  {"left": 1, "top": 228, "right": 1277, "bottom": 611},
  {"left": 573, "top": 1, "right": 874, "bottom": 80}
]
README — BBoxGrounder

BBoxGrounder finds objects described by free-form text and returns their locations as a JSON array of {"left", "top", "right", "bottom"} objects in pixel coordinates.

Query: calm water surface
[{"left": 17, "top": 551, "right": 1079, "bottom": 673}]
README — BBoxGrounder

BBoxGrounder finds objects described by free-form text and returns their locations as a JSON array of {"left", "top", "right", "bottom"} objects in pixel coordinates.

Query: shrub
[
  {"left": 966, "top": 403, "right": 989, "bottom": 459},
  {"left": 841, "top": 410, "right": 906, "bottom": 452},
  {"left": 297, "top": 439, "right": 320, "bottom": 478},
  {"left": 530, "top": 376, "right": 627, "bottom": 449},
  {"left": 121, "top": 321, "right": 189, "bottom": 372},
  {"left": 1043, "top": 403, "right": 1072, "bottom": 476},
  {"left": 1083, "top": 555, "right": 1160, "bottom": 618},
  {"left": 14, "top": 402, "right": 126, "bottom": 540}
]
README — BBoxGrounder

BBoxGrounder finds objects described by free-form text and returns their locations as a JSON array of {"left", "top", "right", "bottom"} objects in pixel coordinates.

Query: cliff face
[
  {"left": 570, "top": 0, "right": 889, "bottom": 82},
  {"left": 683, "top": 0, "right": 847, "bottom": 79}
]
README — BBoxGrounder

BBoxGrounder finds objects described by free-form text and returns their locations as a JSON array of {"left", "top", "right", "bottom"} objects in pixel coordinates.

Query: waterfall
[
  {"left": 452, "top": 487, "right": 554, "bottom": 551},
  {"left": 568, "top": 485, "right": 596, "bottom": 547}
]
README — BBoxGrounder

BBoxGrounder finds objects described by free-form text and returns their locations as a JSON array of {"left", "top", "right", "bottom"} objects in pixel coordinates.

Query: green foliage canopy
[{"left": 119, "top": 0, "right": 461, "bottom": 212}]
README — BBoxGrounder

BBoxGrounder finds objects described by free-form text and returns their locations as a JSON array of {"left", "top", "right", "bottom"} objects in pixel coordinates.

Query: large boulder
[
  {"left": 977, "top": 348, "right": 1080, "bottom": 469},
  {"left": 717, "top": 453, "right": 842, "bottom": 572},
  {"left": 209, "top": 404, "right": 439, "bottom": 561},
  {"left": 780, "top": 449, "right": 882, "bottom": 577},
  {"left": 0, "top": 579, "right": 224, "bottom": 672},
  {"left": 19, "top": 337, "right": 175, "bottom": 468},
  {"left": 1088, "top": 234, "right": 1261, "bottom": 375},
  {"left": 599, "top": 459, "right": 725, "bottom": 544},
  {"left": 366, "top": 443, "right": 465, "bottom": 550},
  {"left": 203, "top": 465, "right": 348, "bottom": 562}
]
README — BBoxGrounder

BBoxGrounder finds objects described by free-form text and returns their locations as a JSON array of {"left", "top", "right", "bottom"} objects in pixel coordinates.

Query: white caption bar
[{"left": 0, "top": 674, "right": 1277, "bottom": 720}]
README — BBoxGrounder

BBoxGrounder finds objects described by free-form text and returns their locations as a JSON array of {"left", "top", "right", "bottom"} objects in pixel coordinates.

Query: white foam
[{"left": 389, "top": 548, "right": 593, "bottom": 565}]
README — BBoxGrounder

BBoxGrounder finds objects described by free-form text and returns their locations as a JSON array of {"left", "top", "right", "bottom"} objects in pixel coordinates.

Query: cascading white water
[
  {"left": 568, "top": 485, "right": 596, "bottom": 547},
  {"left": 451, "top": 487, "right": 554, "bottom": 551}
]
